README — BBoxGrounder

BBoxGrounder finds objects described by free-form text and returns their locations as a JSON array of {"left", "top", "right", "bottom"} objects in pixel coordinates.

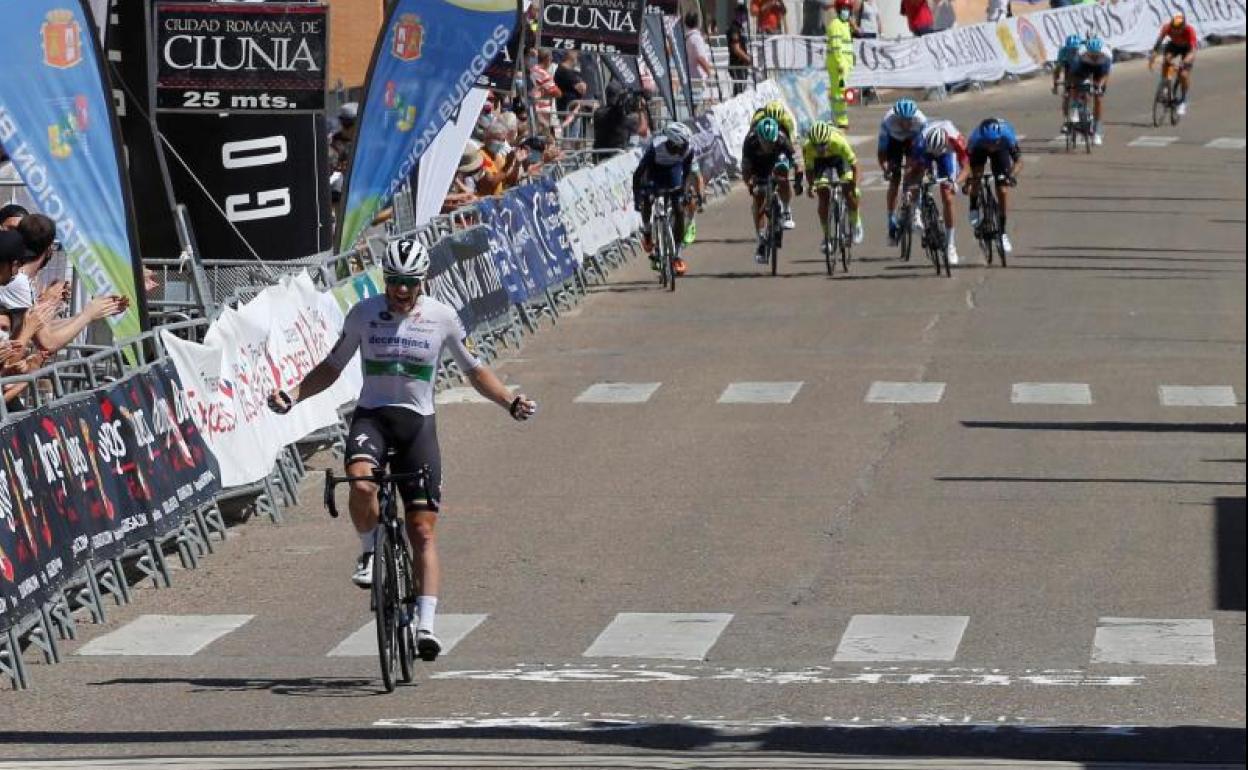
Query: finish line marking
[{"left": 430, "top": 663, "right": 1143, "bottom": 686}]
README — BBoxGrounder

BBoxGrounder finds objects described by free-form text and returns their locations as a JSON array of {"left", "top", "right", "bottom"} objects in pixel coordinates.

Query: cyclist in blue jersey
[
  {"left": 1071, "top": 35, "right": 1113, "bottom": 145},
  {"left": 1053, "top": 34, "right": 1083, "bottom": 132},
  {"left": 906, "top": 120, "right": 969, "bottom": 265},
  {"left": 877, "top": 98, "right": 927, "bottom": 246},
  {"left": 268, "top": 239, "right": 537, "bottom": 661},
  {"left": 634, "top": 122, "right": 696, "bottom": 275},
  {"left": 966, "top": 117, "right": 1023, "bottom": 256}
]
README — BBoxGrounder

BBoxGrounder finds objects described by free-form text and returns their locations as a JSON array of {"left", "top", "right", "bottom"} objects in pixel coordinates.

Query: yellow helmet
[
  {"left": 809, "top": 121, "right": 838, "bottom": 146},
  {"left": 763, "top": 101, "right": 788, "bottom": 122}
]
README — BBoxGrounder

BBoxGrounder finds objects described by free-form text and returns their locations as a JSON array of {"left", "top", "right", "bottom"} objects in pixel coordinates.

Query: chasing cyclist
[
  {"left": 1071, "top": 35, "right": 1113, "bottom": 145},
  {"left": 966, "top": 117, "right": 1023, "bottom": 257},
  {"left": 634, "top": 123, "right": 696, "bottom": 276},
  {"left": 751, "top": 100, "right": 804, "bottom": 228},
  {"left": 267, "top": 239, "right": 537, "bottom": 661},
  {"left": 741, "top": 117, "right": 801, "bottom": 264},
  {"left": 877, "top": 98, "right": 928, "bottom": 246},
  {"left": 803, "top": 120, "right": 863, "bottom": 249},
  {"left": 1149, "top": 12, "right": 1198, "bottom": 117},
  {"left": 1053, "top": 34, "right": 1083, "bottom": 132},
  {"left": 905, "top": 119, "right": 969, "bottom": 265}
]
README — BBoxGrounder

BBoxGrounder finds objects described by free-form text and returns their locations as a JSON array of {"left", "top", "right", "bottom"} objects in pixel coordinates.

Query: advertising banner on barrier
[
  {"left": 161, "top": 273, "right": 361, "bottom": 488},
  {"left": 153, "top": 2, "right": 329, "bottom": 113},
  {"left": 775, "top": 70, "right": 833, "bottom": 137},
  {"left": 601, "top": 52, "right": 644, "bottom": 91},
  {"left": 692, "top": 115, "right": 733, "bottom": 182},
  {"left": 337, "top": 0, "right": 518, "bottom": 252},
  {"left": 426, "top": 226, "right": 512, "bottom": 333},
  {"left": 476, "top": 197, "right": 541, "bottom": 304},
  {"left": 0, "top": 363, "right": 221, "bottom": 632},
  {"left": 415, "top": 88, "right": 490, "bottom": 227},
  {"left": 663, "top": 14, "right": 696, "bottom": 118},
  {"left": 539, "top": 0, "right": 645, "bottom": 55},
  {"left": 0, "top": 1, "right": 146, "bottom": 342},
  {"left": 518, "top": 177, "right": 577, "bottom": 284}
]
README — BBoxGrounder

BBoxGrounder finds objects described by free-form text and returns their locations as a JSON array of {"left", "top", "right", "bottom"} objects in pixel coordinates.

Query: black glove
[{"left": 267, "top": 390, "right": 294, "bottom": 415}]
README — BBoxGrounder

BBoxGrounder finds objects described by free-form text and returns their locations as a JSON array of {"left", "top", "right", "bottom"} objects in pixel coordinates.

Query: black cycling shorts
[
  {"left": 1163, "top": 41, "right": 1192, "bottom": 59},
  {"left": 346, "top": 406, "right": 442, "bottom": 510},
  {"left": 811, "top": 156, "right": 849, "bottom": 183},
  {"left": 969, "top": 146, "right": 1016, "bottom": 177}
]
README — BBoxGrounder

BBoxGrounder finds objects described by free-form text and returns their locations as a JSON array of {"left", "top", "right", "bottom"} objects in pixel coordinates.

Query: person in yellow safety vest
[{"left": 825, "top": 0, "right": 857, "bottom": 129}]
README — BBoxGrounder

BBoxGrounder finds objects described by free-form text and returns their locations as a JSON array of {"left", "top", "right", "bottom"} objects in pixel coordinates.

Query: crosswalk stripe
[
  {"left": 1206, "top": 137, "right": 1246, "bottom": 150},
  {"left": 865, "top": 381, "right": 946, "bottom": 404},
  {"left": 76, "top": 614, "right": 253, "bottom": 656},
  {"left": 574, "top": 382, "right": 662, "bottom": 404},
  {"left": 1011, "top": 382, "right": 1093, "bottom": 405},
  {"left": 1092, "top": 618, "right": 1216, "bottom": 665},
  {"left": 327, "top": 614, "right": 488, "bottom": 657},
  {"left": 1158, "top": 385, "right": 1238, "bottom": 407},
  {"left": 834, "top": 614, "right": 969, "bottom": 662},
  {"left": 718, "top": 381, "right": 804, "bottom": 404},
  {"left": 1127, "top": 136, "right": 1178, "bottom": 147},
  {"left": 583, "top": 613, "right": 733, "bottom": 660}
]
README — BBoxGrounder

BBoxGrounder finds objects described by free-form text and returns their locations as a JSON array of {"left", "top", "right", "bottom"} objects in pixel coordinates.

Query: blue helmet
[
  {"left": 1064, "top": 34, "right": 1081, "bottom": 50},
  {"left": 980, "top": 118, "right": 1004, "bottom": 143},
  {"left": 894, "top": 98, "right": 918, "bottom": 119},
  {"left": 1086, "top": 36, "right": 1104, "bottom": 54}
]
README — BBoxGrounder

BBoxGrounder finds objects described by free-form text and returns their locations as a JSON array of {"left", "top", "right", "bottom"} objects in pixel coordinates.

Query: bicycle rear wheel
[
  {"left": 394, "top": 537, "right": 416, "bottom": 685},
  {"left": 372, "top": 527, "right": 398, "bottom": 693},
  {"left": 922, "top": 197, "right": 944, "bottom": 275},
  {"left": 1152, "top": 80, "right": 1168, "bottom": 127}
]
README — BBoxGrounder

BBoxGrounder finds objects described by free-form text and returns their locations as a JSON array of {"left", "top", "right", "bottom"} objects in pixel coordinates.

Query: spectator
[
  {"left": 482, "top": 120, "right": 522, "bottom": 191},
  {"left": 0, "top": 204, "right": 26, "bottom": 231},
  {"left": 901, "top": 0, "right": 935, "bottom": 35},
  {"left": 856, "top": 0, "right": 880, "bottom": 38},
  {"left": 328, "top": 102, "right": 358, "bottom": 174},
  {"left": 554, "top": 50, "right": 596, "bottom": 138},
  {"left": 752, "top": 0, "right": 788, "bottom": 34},
  {"left": 932, "top": 0, "right": 956, "bottom": 31},
  {"left": 727, "top": 1, "right": 753, "bottom": 95},
  {"left": 986, "top": 0, "right": 1010, "bottom": 21},
  {"left": 0, "top": 213, "right": 52, "bottom": 310},
  {"left": 593, "top": 84, "right": 648, "bottom": 151},
  {"left": 684, "top": 13, "right": 715, "bottom": 82},
  {"left": 527, "top": 48, "right": 561, "bottom": 137}
]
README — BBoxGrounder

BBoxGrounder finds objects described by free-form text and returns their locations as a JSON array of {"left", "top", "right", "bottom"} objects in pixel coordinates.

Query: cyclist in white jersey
[{"left": 268, "top": 239, "right": 536, "bottom": 660}]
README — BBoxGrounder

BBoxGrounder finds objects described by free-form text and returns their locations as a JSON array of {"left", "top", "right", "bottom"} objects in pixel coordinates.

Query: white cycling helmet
[
  {"left": 664, "top": 122, "right": 693, "bottom": 152},
  {"left": 924, "top": 125, "right": 949, "bottom": 156},
  {"left": 382, "top": 238, "right": 430, "bottom": 279}
]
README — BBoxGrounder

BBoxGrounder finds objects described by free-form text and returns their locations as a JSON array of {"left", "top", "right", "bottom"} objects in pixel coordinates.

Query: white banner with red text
[{"left": 160, "top": 273, "right": 361, "bottom": 488}]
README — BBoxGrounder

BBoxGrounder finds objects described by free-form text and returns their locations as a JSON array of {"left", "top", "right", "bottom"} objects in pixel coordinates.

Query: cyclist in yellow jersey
[{"left": 803, "top": 121, "right": 864, "bottom": 247}]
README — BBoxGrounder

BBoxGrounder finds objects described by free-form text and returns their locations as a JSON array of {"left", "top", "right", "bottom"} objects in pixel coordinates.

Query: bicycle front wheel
[
  {"left": 663, "top": 224, "right": 677, "bottom": 293},
  {"left": 899, "top": 212, "right": 912, "bottom": 262},
  {"left": 1171, "top": 81, "right": 1186, "bottom": 125},
  {"left": 839, "top": 199, "right": 852, "bottom": 273},
  {"left": 372, "top": 528, "right": 398, "bottom": 693},
  {"left": 394, "top": 538, "right": 416, "bottom": 685},
  {"left": 825, "top": 197, "right": 840, "bottom": 275},
  {"left": 770, "top": 201, "right": 781, "bottom": 276},
  {"left": 981, "top": 191, "right": 996, "bottom": 266},
  {"left": 1152, "top": 80, "right": 1168, "bottom": 127}
]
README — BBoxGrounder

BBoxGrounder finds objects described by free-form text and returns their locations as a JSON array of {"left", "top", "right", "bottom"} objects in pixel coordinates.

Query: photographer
[{"left": 593, "top": 84, "right": 650, "bottom": 151}]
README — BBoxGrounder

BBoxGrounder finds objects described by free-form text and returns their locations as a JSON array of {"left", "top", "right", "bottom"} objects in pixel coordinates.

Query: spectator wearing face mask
[{"left": 482, "top": 120, "right": 522, "bottom": 190}]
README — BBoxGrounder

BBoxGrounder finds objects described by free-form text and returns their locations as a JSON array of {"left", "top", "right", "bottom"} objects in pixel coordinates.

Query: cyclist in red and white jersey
[{"left": 1149, "top": 13, "right": 1198, "bottom": 117}]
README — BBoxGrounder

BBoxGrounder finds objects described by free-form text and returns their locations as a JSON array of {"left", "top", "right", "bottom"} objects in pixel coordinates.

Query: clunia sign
[{"left": 539, "top": 0, "right": 644, "bottom": 55}]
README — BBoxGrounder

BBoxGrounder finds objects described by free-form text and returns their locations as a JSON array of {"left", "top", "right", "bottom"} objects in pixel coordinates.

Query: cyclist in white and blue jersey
[
  {"left": 877, "top": 98, "right": 928, "bottom": 246},
  {"left": 1053, "top": 34, "right": 1083, "bottom": 131},
  {"left": 634, "top": 123, "right": 696, "bottom": 276}
]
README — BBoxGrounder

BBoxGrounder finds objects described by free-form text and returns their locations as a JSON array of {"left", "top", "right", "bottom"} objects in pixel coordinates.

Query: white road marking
[
  {"left": 1092, "top": 617, "right": 1217, "bottom": 665},
  {"left": 834, "top": 615, "right": 969, "bottom": 662},
  {"left": 583, "top": 613, "right": 733, "bottom": 660},
  {"left": 865, "top": 381, "right": 946, "bottom": 404},
  {"left": 574, "top": 382, "right": 662, "bottom": 404},
  {"left": 847, "top": 134, "right": 872, "bottom": 146},
  {"left": 1206, "top": 137, "right": 1246, "bottom": 149},
  {"left": 76, "top": 614, "right": 252, "bottom": 656},
  {"left": 327, "top": 614, "right": 487, "bottom": 657},
  {"left": 1159, "top": 385, "right": 1238, "bottom": 407},
  {"left": 1011, "top": 382, "right": 1093, "bottom": 405},
  {"left": 1127, "top": 135, "right": 1178, "bottom": 147},
  {"left": 431, "top": 663, "right": 1142, "bottom": 686},
  {"left": 718, "top": 381, "right": 804, "bottom": 404}
]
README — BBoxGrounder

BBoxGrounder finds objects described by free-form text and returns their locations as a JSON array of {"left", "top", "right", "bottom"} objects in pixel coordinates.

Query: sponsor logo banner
[
  {"left": 640, "top": 12, "right": 676, "bottom": 118},
  {"left": 539, "top": 0, "right": 645, "bottom": 55},
  {"left": 154, "top": 1, "right": 329, "bottom": 113},
  {"left": 0, "top": 1, "right": 145, "bottom": 341},
  {"left": 0, "top": 363, "right": 220, "bottom": 631},
  {"left": 425, "top": 226, "right": 511, "bottom": 333},
  {"left": 337, "top": 0, "right": 518, "bottom": 251}
]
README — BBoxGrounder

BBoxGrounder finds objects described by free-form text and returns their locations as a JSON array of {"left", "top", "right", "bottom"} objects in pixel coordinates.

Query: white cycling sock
[
  {"left": 946, "top": 226, "right": 957, "bottom": 246},
  {"left": 417, "top": 595, "right": 438, "bottom": 633},
  {"left": 358, "top": 528, "right": 376, "bottom": 554}
]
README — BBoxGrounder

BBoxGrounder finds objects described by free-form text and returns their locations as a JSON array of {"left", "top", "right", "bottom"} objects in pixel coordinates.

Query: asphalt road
[{"left": 1, "top": 46, "right": 1244, "bottom": 769}]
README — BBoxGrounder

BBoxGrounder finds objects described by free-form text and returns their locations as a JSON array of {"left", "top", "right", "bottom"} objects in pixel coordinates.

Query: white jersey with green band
[{"left": 324, "top": 294, "right": 481, "bottom": 416}]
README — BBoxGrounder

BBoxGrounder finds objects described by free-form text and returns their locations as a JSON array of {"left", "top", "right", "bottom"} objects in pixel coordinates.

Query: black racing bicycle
[
  {"left": 1152, "top": 59, "right": 1187, "bottom": 127},
  {"left": 969, "top": 172, "right": 1013, "bottom": 267},
  {"left": 889, "top": 166, "right": 915, "bottom": 263},
  {"left": 649, "top": 189, "right": 681, "bottom": 292},
  {"left": 901, "top": 174, "right": 951, "bottom": 277},
  {"left": 757, "top": 167, "right": 787, "bottom": 276},
  {"left": 1066, "top": 80, "right": 1096, "bottom": 154},
  {"left": 324, "top": 462, "right": 436, "bottom": 692},
  {"left": 813, "top": 169, "right": 854, "bottom": 275}
]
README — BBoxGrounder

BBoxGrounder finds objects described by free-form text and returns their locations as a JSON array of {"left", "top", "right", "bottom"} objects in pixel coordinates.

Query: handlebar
[{"left": 323, "top": 466, "right": 437, "bottom": 518}]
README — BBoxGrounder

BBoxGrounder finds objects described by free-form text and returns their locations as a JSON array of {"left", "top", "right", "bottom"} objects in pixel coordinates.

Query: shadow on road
[
  {"left": 0, "top": 723, "right": 1242, "bottom": 763},
  {"left": 961, "top": 420, "right": 1245, "bottom": 434},
  {"left": 936, "top": 475, "right": 1241, "bottom": 486},
  {"left": 1216, "top": 497, "right": 1245, "bottom": 611},
  {"left": 86, "top": 676, "right": 381, "bottom": 698}
]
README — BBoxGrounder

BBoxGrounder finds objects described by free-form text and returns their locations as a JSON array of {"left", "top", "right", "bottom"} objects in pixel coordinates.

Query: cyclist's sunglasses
[{"left": 384, "top": 275, "right": 422, "bottom": 288}]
